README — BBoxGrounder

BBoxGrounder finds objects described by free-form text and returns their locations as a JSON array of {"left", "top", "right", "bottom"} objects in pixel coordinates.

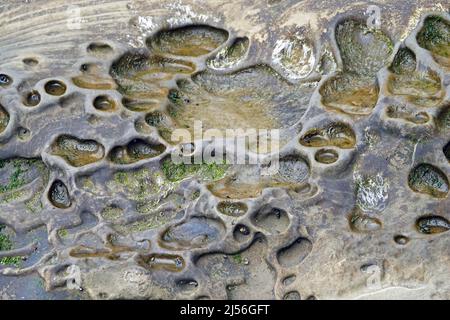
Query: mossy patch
[
  {"left": 101, "top": 205, "right": 123, "bottom": 221},
  {"left": 0, "top": 159, "right": 27, "bottom": 194},
  {"left": 0, "top": 158, "right": 49, "bottom": 206},
  {"left": 161, "top": 158, "right": 228, "bottom": 182},
  {"left": 232, "top": 253, "right": 243, "bottom": 264},
  {"left": 417, "top": 16, "right": 450, "bottom": 58},
  {"left": 25, "top": 191, "right": 44, "bottom": 214},
  {"left": 0, "top": 225, "right": 21, "bottom": 266},
  {"left": 58, "top": 229, "right": 69, "bottom": 238}
]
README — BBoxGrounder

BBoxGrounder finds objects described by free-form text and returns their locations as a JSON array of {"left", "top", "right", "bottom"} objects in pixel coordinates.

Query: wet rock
[
  {"left": 417, "top": 16, "right": 450, "bottom": 68},
  {"left": 217, "top": 201, "right": 248, "bottom": 217},
  {"left": 416, "top": 215, "right": 450, "bottom": 234},
  {"left": 48, "top": 180, "right": 71, "bottom": 208},
  {"left": 51, "top": 135, "right": 105, "bottom": 167},
  {"left": 147, "top": 25, "right": 228, "bottom": 57},
  {"left": 160, "top": 217, "right": 225, "bottom": 250},
  {"left": 44, "top": 80, "right": 67, "bottom": 96},
  {"left": 408, "top": 163, "right": 449, "bottom": 198},
  {"left": 252, "top": 206, "right": 290, "bottom": 234},
  {"left": 207, "top": 37, "right": 249, "bottom": 70},
  {"left": 109, "top": 139, "right": 165, "bottom": 164},
  {"left": 277, "top": 237, "right": 312, "bottom": 267}
]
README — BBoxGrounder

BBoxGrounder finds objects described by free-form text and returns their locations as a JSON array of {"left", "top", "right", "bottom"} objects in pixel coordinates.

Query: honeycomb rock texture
[{"left": 0, "top": 0, "right": 450, "bottom": 300}]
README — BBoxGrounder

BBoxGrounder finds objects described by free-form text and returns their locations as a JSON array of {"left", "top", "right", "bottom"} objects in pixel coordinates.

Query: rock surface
[{"left": 0, "top": 0, "right": 449, "bottom": 300}]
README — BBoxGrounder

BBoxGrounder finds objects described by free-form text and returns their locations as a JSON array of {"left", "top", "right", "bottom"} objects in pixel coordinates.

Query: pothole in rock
[
  {"left": 23, "top": 90, "right": 41, "bottom": 107},
  {"left": 417, "top": 15, "right": 450, "bottom": 69},
  {"left": 207, "top": 37, "right": 249, "bottom": 70},
  {"left": 0, "top": 74, "right": 13, "bottom": 88},
  {"left": 73, "top": 63, "right": 116, "bottom": 90},
  {"left": 44, "top": 80, "right": 67, "bottom": 96},
  {"left": 277, "top": 237, "right": 312, "bottom": 268},
  {"left": 217, "top": 201, "right": 248, "bottom": 217},
  {"left": 0, "top": 104, "right": 10, "bottom": 134},
  {"left": 147, "top": 25, "right": 229, "bottom": 57},
  {"left": 444, "top": 141, "right": 450, "bottom": 162},
  {"left": 387, "top": 47, "right": 442, "bottom": 107},
  {"left": 408, "top": 163, "right": 449, "bottom": 198},
  {"left": 271, "top": 31, "right": 315, "bottom": 79},
  {"left": 197, "top": 236, "right": 276, "bottom": 299},
  {"left": 349, "top": 208, "right": 383, "bottom": 233},
  {"left": 136, "top": 253, "right": 185, "bottom": 272},
  {"left": 299, "top": 122, "right": 356, "bottom": 149},
  {"left": 51, "top": 135, "right": 105, "bottom": 167},
  {"left": 319, "top": 19, "right": 393, "bottom": 115},
  {"left": 93, "top": 95, "right": 116, "bottom": 112},
  {"left": 0, "top": 158, "right": 49, "bottom": 213},
  {"left": 48, "top": 179, "right": 71, "bottom": 209},
  {"left": 167, "top": 65, "right": 314, "bottom": 140},
  {"left": 233, "top": 224, "right": 251, "bottom": 242},
  {"left": 87, "top": 42, "right": 114, "bottom": 58},
  {"left": 207, "top": 159, "right": 310, "bottom": 200},
  {"left": 385, "top": 104, "right": 430, "bottom": 125},
  {"left": 108, "top": 139, "right": 166, "bottom": 165},
  {"left": 111, "top": 52, "right": 196, "bottom": 112},
  {"left": 159, "top": 216, "right": 226, "bottom": 250},
  {"left": 416, "top": 215, "right": 450, "bottom": 234},
  {"left": 251, "top": 205, "right": 290, "bottom": 234}
]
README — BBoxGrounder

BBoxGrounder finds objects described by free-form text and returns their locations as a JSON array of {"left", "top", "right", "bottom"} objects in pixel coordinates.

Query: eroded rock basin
[{"left": 0, "top": 0, "right": 450, "bottom": 301}]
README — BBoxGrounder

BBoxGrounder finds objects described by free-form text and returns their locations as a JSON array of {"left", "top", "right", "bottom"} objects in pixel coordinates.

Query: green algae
[
  {"left": 161, "top": 158, "right": 228, "bottom": 182},
  {"left": 0, "top": 225, "right": 21, "bottom": 266}
]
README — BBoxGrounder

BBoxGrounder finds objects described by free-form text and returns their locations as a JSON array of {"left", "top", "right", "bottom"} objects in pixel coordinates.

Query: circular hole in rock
[
  {"left": 408, "top": 163, "right": 449, "bottom": 198},
  {"left": 17, "top": 127, "right": 30, "bottom": 140},
  {"left": 314, "top": 148, "right": 339, "bottom": 164},
  {"left": 44, "top": 80, "right": 67, "bottom": 96},
  {"left": 233, "top": 224, "right": 251, "bottom": 242},
  {"left": 0, "top": 74, "right": 12, "bottom": 87},
  {"left": 416, "top": 215, "right": 450, "bottom": 234},
  {"left": 217, "top": 201, "right": 248, "bottom": 217},
  {"left": 48, "top": 180, "right": 71, "bottom": 209},
  {"left": 24, "top": 90, "right": 41, "bottom": 107},
  {"left": 277, "top": 237, "right": 312, "bottom": 268},
  {"left": 87, "top": 42, "right": 114, "bottom": 57},
  {"left": 176, "top": 279, "right": 199, "bottom": 292},
  {"left": 444, "top": 141, "right": 450, "bottom": 162},
  {"left": 23, "top": 58, "right": 39, "bottom": 66},
  {"left": 252, "top": 206, "right": 290, "bottom": 234},
  {"left": 282, "top": 275, "right": 296, "bottom": 286},
  {"left": 283, "top": 291, "right": 301, "bottom": 300},
  {"left": 93, "top": 95, "right": 116, "bottom": 112},
  {"left": 393, "top": 235, "right": 409, "bottom": 245}
]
